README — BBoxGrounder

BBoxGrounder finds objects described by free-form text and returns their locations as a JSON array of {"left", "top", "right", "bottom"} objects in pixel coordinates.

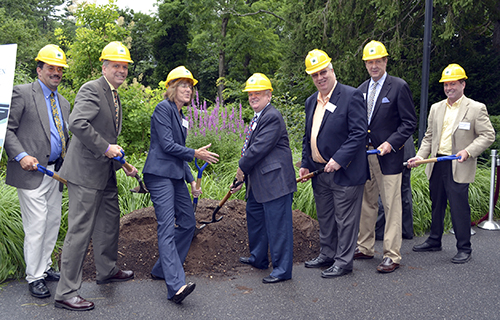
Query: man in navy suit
[
  {"left": 355, "top": 40, "right": 416, "bottom": 273},
  {"left": 300, "top": 49, "right": 368, "bottom": 278},
  {"left": 233, "top": 73, "right": 297, "bottom": 284}
]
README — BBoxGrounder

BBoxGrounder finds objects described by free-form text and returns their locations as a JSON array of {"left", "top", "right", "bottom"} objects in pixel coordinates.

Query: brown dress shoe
[
  {"left": 376, "top": 257, "right": 400, "bottom": 273},
  {"left": 96, "top": 270, "right": 134, "bottom": 284},
  {"left": 353, "top": 248, "right": 374, "bottom": 260},
  {"left": 55, "top": 296, "right": 95, "bottom": 311}
]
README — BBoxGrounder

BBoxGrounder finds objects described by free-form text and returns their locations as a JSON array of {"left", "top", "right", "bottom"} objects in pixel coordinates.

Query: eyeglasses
[{"left": 178, "top": 83, "right": 193, "bottom": 90}]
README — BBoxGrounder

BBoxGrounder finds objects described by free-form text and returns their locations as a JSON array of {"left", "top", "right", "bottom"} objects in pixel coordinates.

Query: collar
[
  {"left": 103, "top": 76, "right": 116, "bottom": 91},
  {"left": 318, "top": 82, "right": 337, "bottom": 103},
  {"left": 369, "top": 72, "right": 388, "bottom": 88},
  {"left": 446, "top": 95, "right": 464, "bottom": 109}
]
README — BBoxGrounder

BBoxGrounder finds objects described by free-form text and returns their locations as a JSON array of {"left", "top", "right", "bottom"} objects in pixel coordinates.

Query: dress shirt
[
  {"left": 437, "top": 95, "right": 464, "bottom": 156},
  {"left": 367, "top": 72, "right": 387, "bottom": 124},
  {"left": 311, "top": 82, "right": 337, "bottom": 163}
]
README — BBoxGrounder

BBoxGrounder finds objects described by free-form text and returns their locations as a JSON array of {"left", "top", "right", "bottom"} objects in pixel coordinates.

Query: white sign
[{"left": 0, "top": 44, "right": 18, "bottom": 158}]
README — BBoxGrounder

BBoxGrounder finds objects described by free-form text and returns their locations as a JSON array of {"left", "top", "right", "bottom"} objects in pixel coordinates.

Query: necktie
[
  {"left": 367, "top": 82, "right": 377, "bottom": 121},
  {"left": 241, "top": 115, "right": 257, "bottom": 157},
  {"left": 112, "top": 90, "right": 119, "bottom": 133},
  {"left": 50, "top": 93, "right": 66, "bottom": 159}
]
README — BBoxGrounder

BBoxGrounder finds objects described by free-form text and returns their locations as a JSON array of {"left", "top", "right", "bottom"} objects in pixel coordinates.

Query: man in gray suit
[
  {"left": 54, "top": 42, "right": 138, "bottom": 311},
  {"left": 5, "top": 44, "right": 70, "bottom": 299}
]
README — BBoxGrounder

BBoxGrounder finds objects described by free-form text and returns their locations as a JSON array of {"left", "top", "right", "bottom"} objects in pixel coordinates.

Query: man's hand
[
  {"left": 299, "top": 167, "right": 310, "bottom": 182},
  {"left": 324, "top": 158, "right": 341, "bottom": 173},
  {"left": 122, "top": 163, "right": 138, "bottom": 177},
  {"left": 377, "top": 141, "right": 392, "bottom": 156},
  {"left": 105, "top": 144, "right": 123, "bottom": 158},
  {"left": 406, "top": 156, "right": 423, "bottom": 168},
  {"left": 231, "top": 168, "right": 244, "bottom": 194},
  {"left": 194, "top": 143, "right": 219, "bottom": 164},
  {"left": 20, "top": 155, "right": 39, "bottom": 171},
  {"left": 456, "top": 150, "right": 469, "bottom": 163},
  {"left": 191, "top": 181, "right": 202, "bottom": 198}
]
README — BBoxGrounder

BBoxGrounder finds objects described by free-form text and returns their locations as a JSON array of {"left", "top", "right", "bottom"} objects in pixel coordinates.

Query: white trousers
[{"left": 17, "top": 164, "right": 62, "bottom": 283}]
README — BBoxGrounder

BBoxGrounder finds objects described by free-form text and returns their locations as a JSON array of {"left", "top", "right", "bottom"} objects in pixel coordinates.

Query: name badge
[
  {"left": 182, "top": 119, "right": 189, "bottom": 129},
  {"left": 252, "top": 122, "right": 257, "bottom": 131},
  {"left": 459, "top": 122, "right": 470, "bottom": 130},
  {"left": 363, "top": 93, "right": 366, "bottom": 100},
  {"left": 325, "top": 102, "right": 337, "bottom": 113}
]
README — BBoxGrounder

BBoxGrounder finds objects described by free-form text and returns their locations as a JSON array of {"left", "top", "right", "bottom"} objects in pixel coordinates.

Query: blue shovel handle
[
  {"left": 193, "top": 158, "right": 209, "bottom": 210},
  {"left": 367, "top": 149, "right": 381, "bottom": 155}
]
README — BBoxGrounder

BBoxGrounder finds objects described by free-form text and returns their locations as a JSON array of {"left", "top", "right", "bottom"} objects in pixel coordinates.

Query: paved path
[{"left": 2, "top": 229, "right": 500, "bottom": 320}]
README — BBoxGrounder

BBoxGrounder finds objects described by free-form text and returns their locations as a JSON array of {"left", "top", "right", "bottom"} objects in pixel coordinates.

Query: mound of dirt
[{"left": 81, "top": 198, "right": 320, "bottom": 281}]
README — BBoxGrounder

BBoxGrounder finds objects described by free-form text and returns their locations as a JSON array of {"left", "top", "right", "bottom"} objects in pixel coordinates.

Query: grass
[{"left": 1, "top": 154, "right": 498, "bottom": 283}]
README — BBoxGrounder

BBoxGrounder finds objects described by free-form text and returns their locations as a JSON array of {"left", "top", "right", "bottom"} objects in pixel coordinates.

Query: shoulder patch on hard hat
[
  {"left": 310, "top": 57, "right": 318, "bottom": 65},
  {"left": 118, "top": 48, "right": 126, "bottom": 54},
  {"left": 445, "top": 70, "right": 451, "bottom": 75},
  {"left": 56, "top": 52, "right": 62, "bottom": 59},
  {"left": 369, "top": 48, "right": 376, "bottom": 55}
]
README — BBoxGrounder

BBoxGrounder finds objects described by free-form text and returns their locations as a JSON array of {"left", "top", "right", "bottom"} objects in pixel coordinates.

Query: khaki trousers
[{"left": 358, "top": 152, "right": 402, "bottom": 263}]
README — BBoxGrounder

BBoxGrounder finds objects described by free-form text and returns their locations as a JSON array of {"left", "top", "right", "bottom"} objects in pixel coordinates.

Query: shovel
[
  {"left": 403, "top": 154, "right": 461, "bottom": 167},
  {"left": 367, "top": 149, "right": 381, "bottom": 155},
  {"left": 192, "top": 158, "right": 209, "bottom": 236},
  {"left": 198, "top": 178, "right": 243, "bottom": 228},
  {"left": 36, "top": 164, "right": 67, "bottom": 185},
  {"left": 113, "top": 151, "right": 149, "bottom": 193},
  {"left": 296, "top": 167, "right": 325, "bottom": 182}
]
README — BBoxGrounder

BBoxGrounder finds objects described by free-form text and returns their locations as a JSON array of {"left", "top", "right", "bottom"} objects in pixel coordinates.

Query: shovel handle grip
[
  {"left": 296, "top": 168, "right": 325, "bottom": 182},
  {"left": 122, "top": 161, "right": 133, "bottom": 172},
  {"left": 218, "top": 190, "right": 232, "bottom": 207}
]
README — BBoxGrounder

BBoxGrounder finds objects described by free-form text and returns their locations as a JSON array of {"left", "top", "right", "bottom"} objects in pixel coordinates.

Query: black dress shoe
[
  {"left": 44, "top": 268, "right": 60, "bottom": 281},
  {"left": 321, "top": 265, "right": 352, "bottom": 278},
  {"left": 96, "top": 270, "right": 134, "bottom": 284},
  {"left": 262, "top": 275, "right": 288, "bottom": 284},
  {"left": 451, "top": 252, "right": 471, "bottom": 264},
  {"left": 239, "top": 257, "right": 253, "bottom": 265},
  {"left": 29, "top": 279, "right": 50, "bottom": 298},
  {"left": 412, "top": 242, "right": 442, "bottom": 252},
  {"left": 150, "top": 273, "right": 164, "bottom": 280},
  {"left": 304, "top": 256, "right": 334, "bottom": 268},
  {"left": 172, "top": 282, "right": 196, "bottom": 304},
  {"left": 55, "top": 296, "right": 95, "bottom": 311}
]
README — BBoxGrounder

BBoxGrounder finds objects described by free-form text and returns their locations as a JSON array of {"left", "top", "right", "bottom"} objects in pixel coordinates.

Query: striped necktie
[
  {"left": 50, "top": 92, "right": 66, "bottom": 158},
  {"left": 241, "top": 115, "right": 257, "bottom": 157},
  {"left": 112, "top": 90, "right": 119, "bottom": 133},
  {"left": 367, "top": 82, "right": 377, "bottom": 121}
]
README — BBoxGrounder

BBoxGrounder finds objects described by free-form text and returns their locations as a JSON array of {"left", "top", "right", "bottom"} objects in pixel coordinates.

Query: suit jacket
[
  {"left": 239, "top": 104, "right": 296, "bottom": 203},
  {"left": 301, "top": 82, "right": 369, "bottom": 186},
  {"left": 59, "top": 76, "right": 123, "bottom": 190},
  {"left": 143, "top": 99, "right": 194, "bottom": 182},
  {"left": 358, "top": 75, "right": 417, "bottom": 175},
  {"left": 417, "top": 96, "right": 495, "bottom": 184},
  {"left": 5, "top": 81, "right": 70, "bottom": 189}
]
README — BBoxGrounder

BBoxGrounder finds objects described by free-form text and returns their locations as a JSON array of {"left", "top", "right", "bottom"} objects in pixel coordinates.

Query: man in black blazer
[
  {"left": 300, "top": 49, "right": 368, "bottom": 278},
  {"left": 355, "top": 41, "right": 416, "bottom": 273},
  {"left": 234, "top": 73, "right": 297, "bottom": 284},
  {"left": 54, "top": 42, "right": 138, "bottom": 311},
  {"left": 5, "top": 44, "right": 70, "bottom": 298}
]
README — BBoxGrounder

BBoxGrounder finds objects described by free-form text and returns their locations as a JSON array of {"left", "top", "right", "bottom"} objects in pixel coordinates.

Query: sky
[{"left": 91, "top": 0, "right": 158, "bottom": 14}]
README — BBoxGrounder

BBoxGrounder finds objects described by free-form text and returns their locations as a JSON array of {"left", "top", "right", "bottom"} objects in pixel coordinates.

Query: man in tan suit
[
  {"left": 408, "top": 64, "right": 495, "bottom": 264},
  {"left": 54, "top": 42, "right": 138, "bottom": 311}
]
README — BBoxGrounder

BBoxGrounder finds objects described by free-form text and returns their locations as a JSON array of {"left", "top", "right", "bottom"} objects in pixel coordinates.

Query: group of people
[{"left": 4, "top": 38, "right": 495, "bottom": 311}]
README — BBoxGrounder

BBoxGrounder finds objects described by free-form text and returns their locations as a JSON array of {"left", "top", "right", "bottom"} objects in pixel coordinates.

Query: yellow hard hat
[
  {"left": 165, "top": 66, "right": 198, "bottom": 88},
  {"left": 242, "top": 73, "right": 273, "bottom": 92},
  {"left": 362, "top": 40, "right": 389, "bottom": 60},
  {"left": 99, "top": 41, "right": 133, "bottom": 63},
  {"left": 35, "top": 44, "right": 69, "bottom": 68},
  {"left": 439, "top": 63, "right": 468, "bottom": 82},
  {"left": 305, "top": 49, "right": 332, "bottom": 74}
]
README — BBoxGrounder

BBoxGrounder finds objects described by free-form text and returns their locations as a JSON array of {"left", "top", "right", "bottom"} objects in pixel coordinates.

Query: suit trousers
[
  {"left": 426, "top": 160, "right": 471, "bottom": 253},
  {"left": 246, "top": 189, "right": 294, "bottom": 280},
  {"left": 55, "top": 174, "right": 120, "bottom": 300},
  {"left": 312, "top": 170, "right": 364, "bottom": 271},
  {"left": 144, "top": 174, "right": 196, "bottom": 299},
  {"left": 17, "top": 164, "right": 62, "bottom": 283},
  {"left": 358, "top": 150, "right": 402, "bottom": 263}
]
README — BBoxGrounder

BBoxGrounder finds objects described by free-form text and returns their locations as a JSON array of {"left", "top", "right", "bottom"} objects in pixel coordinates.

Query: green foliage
[{"left": 57, "top": 1, "right": 132, "bottom": 88}]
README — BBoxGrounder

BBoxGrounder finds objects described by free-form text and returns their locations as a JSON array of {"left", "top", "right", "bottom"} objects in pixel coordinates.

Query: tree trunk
[
  {"left": 494, "top": 2, "right": 500, "bottom": 53},
  {"left": 218, "top": 16, "right": 229, "bottom": 107}
]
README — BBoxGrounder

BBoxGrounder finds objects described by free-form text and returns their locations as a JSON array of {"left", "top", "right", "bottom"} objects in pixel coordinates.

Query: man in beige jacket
[{"left": 408, "top": 63, "right": 495, "bottom": 264}]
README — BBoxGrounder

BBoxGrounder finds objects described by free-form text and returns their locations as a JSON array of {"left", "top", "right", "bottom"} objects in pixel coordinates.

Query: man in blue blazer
[
  {"left": 234, "top": 73, "right": 297, "bottom": 284},
  {"left": 300, "top": 49, "right": 368, "bottom": 278},
  {"left": 355, "top": 41, "right": 417, "bottom": 273}
]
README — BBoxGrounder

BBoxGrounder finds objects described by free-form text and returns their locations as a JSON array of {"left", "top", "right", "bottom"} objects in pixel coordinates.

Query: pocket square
[{"left": 382, "top": 97, "right": 390, "bottom": 103}]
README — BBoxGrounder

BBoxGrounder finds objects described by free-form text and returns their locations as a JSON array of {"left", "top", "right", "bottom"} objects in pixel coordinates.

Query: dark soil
[{"left": 81, "top": 198, "right": 320, "bottom": 281}]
